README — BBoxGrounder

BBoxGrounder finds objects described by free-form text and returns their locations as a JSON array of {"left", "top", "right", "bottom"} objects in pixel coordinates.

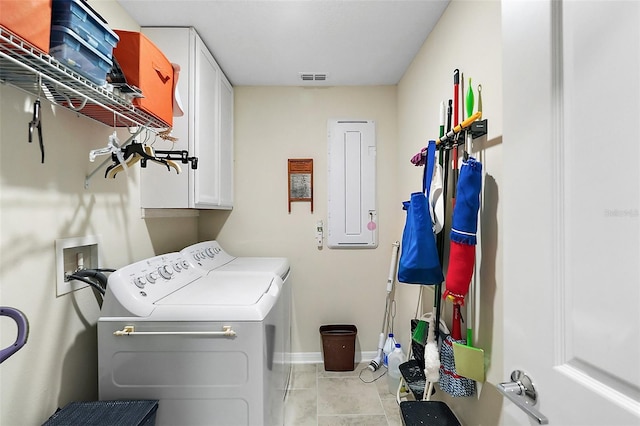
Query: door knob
[{"left": 497, "top": 370, "right": 549, "bottom": 425}]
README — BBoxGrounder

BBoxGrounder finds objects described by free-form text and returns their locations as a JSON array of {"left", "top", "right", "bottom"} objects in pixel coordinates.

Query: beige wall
[
  {"left": 199, "top": 86, "right": 404, "bottom": 356},
  {"left": 396, "top": 0, "right": 504, "bottom": 424},
  {"left": 0, "top": 2, "right": 198, "bottom": 424}
]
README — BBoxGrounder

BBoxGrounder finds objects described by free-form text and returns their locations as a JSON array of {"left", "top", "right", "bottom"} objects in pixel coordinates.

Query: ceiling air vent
[{"left": 299, "top": 72, "right": 328, "bottom": 82}]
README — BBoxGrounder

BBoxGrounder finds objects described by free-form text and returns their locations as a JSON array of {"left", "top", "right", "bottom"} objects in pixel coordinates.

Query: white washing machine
[
  {"left": 181, "top": 241, "right": 289, "bottom": 281},
  {"left": 98, "top": 249, "right": 290, "bottom": 426},
  {"left": 181, "top": 241, "right": 292, "bottom": 392}
]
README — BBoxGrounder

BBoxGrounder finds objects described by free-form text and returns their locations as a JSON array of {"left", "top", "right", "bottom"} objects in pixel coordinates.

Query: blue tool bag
[{"left": 397, "top": 140, "right": 444, "bottom": 286}]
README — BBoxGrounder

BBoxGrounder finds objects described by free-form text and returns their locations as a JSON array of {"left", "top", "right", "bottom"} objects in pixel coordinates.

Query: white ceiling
[{"left": 116, "top": 0, "right": 450, "bottom": 86}]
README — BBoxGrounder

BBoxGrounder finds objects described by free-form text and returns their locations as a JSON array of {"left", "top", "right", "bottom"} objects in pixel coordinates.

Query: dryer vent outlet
[{"left": 55, "top": 236, "right": 101, "bottom": 297}]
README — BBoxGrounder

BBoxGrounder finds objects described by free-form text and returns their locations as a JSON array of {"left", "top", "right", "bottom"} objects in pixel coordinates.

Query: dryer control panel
[
  {"left": 181, "top": 241, "right": 236, "bottom": 272},
  {"left": 103, "top": 252, "right": 204, "bottom": 317}
]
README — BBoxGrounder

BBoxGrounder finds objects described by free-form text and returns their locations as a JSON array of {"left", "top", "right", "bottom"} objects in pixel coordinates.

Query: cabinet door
[
  {"left": 193, "top": 35, "right": 221, "bottom": 208},
  {"left": 218, "top": 74, "right": 234, "bottom": 208}
]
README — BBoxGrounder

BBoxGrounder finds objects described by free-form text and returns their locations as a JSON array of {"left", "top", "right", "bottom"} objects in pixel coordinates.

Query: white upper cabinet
[{"left": 140, "top": 27, "right": 233, "bottom": 210}]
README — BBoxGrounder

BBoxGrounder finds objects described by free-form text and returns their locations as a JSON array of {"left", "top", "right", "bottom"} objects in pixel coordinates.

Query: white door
[{"left": 502, "top": 1, "right": 640, "bottom": 425}]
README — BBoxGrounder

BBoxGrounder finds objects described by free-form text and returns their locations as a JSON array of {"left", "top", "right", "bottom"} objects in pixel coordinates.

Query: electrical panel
[{"left": 327, "top": 120, "right": 377, "bottom": 248}]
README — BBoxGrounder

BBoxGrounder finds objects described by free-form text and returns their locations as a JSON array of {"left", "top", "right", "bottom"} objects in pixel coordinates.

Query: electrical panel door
[{"left": 327, "top": 120, "right": 377, "bottom": 248}]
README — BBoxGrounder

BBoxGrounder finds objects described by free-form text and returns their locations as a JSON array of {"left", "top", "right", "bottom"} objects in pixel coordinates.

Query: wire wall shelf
[{"left": 0, "top": 27, "right": 168, "bottom": 130}]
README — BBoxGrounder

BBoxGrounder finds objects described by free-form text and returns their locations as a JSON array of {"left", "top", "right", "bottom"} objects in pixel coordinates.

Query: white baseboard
[{"left": 290, "top": 351, "right": 378, "bottom": 364}]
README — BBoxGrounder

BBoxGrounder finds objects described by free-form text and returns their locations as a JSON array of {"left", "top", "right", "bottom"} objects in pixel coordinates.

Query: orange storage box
[
  {"left": 112, "top": 30, "right": 173, "bottom": 127},
  {"left": 0, "top": 0, "right": 52, "bottom": 53}
]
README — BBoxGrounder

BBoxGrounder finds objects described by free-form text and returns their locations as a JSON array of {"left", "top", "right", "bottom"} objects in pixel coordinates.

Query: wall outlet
[{"left": 55, "top": 236, "right": 101, "bottom": 297}]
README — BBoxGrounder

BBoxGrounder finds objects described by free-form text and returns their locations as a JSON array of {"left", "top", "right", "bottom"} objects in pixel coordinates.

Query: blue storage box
[
  {"left": 51, "top": 0, "right": 119, "bottom": 59},
  {"left": 50, "top": 25, "right": 112, "bottom": 85}
]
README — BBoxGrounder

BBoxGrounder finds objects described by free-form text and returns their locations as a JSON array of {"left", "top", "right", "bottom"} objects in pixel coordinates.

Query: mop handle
[
  {"left": 453, "top": 69, "right": 460, "bottom": 181},
  {"left": 453, "top": 69, "right": 460, "bottom": 127},
  {"left": 387, "top": 241, "right": 400, "bottom": 292},
  {"left": 439, "top": 101, "right": 446, "bottom": 140}
]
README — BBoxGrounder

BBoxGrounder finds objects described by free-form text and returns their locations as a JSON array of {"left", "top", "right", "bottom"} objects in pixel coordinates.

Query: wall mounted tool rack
[
  {"left": 401, "top": 112, "right": 488, "bottom": 408},
  {"left": 0, "top": 27, "right": 168, "bottom": 130},
  {"left": 412, "top": 114, "right": 488, "bottom": 166},
  {"left": 435, "top": 111, "right": 487, "bottom": 150},
  {"left": 437, "top": 118, "right": 488, "bottom": 161}
]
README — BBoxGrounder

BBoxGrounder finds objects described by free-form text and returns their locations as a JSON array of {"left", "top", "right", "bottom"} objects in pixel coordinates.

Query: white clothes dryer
[
  {"left": 181, "top": 241, "right": 293, "bottom": 410},
  {"left": 98, "top": 251, "right": 288, "bottom": 426},
  {"left": 181, "top": 240, "right": 289, "bottom": 281}
]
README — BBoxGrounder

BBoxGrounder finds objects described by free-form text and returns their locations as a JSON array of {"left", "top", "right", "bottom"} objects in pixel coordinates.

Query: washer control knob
[
  {"left": 134, "top": 277, "right": 146, "bottom": 288},
  {"left": 205, "top": 247, "right": 216, "bottom": 258},
  {"left": 146, "top": 271, "right": 158, "bottom": 284},
  {"left": 181, "top": 260, "right": 190, "bottom": 269},
  {"left": 158, "top": 265, "right": 174, "bottom": 280},
  {"left": 174, "top": 262, "right": 182, "bottom": 272}
]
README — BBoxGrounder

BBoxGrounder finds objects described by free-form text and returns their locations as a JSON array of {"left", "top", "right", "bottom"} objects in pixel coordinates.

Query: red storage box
[
  {"left": 0, "top": 0, "right": 52, "bottom": 53},
  {"left": 113, "top": 30, "right": 173, "bottom": 127}
]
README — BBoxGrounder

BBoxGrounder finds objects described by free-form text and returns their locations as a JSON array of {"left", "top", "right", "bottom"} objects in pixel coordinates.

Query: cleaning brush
[{"left": 411, "top": 315, "right": 428, "bottom": 345}]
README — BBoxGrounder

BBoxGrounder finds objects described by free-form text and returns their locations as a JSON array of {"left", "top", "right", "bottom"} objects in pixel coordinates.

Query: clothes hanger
[
  {"left": 153, "top": 149, "right": 198, "bottom": 170},
  {"left": 140, "top": 145, "right": 182, "bottom": 174},
  {"left": 105, "top": 143, "right": 182, "bottom": 178},
  {"left": 157, "top": 128, "right": 178, "bottom": 142},
  {"left": 105, "top": 141, "right": 147, "bottom": 178},
  {"left": 105, "top": 148, "right": 142, "bottom": 178}
]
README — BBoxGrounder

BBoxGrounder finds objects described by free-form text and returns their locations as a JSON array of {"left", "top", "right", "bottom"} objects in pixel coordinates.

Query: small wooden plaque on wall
[{"left": 288, "top": 158, "right": 313, "bottom": 213}]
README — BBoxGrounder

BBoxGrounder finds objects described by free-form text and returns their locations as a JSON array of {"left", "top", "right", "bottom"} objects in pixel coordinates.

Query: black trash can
[
  {"left": 42, "top": 400, "right": 159, "bottom": 426},
  {"left": 319, "top": 324, "right": 357, "bottom": 371}
]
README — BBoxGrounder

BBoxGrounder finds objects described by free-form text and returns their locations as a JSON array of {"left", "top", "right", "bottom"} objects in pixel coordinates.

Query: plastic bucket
[{"left": 319, "top": 324, "right": 357, "bottom": 371}]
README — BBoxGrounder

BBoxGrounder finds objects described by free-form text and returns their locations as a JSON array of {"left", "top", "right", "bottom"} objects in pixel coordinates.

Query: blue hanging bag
[{"left": 397, "top": 140, "right": 444, "bottom": 285}]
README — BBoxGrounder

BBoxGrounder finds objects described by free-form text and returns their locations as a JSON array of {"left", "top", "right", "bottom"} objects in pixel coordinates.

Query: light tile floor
[{"left": 284, "top": 362, "right": 404, "bottom": 426}]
